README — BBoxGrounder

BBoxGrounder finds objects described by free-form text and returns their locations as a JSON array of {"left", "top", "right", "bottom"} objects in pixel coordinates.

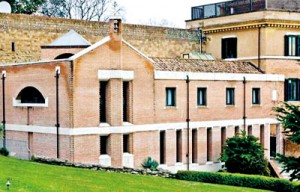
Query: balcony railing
[{"left": 191, "top": 0, "right": 266, "bottom": 20}]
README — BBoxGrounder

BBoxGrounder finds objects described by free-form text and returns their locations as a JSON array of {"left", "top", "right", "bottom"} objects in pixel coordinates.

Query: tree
[
  {"left": 41, "top": 0, "right": 125, "bottom": 21},
  {"left": 220, "top": 131, "right": 270, "bottom": 176},
  {"left": 274, "top": 102, "right": 300, "bottom": 181},
  {"left": 7, "top": 0, "right": 45, "bottom": 14}
]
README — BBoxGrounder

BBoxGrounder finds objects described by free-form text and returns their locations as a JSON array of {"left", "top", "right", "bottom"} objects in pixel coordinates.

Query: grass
[{"left": 0, "top": 156, "right": 271, "bottom": 192}]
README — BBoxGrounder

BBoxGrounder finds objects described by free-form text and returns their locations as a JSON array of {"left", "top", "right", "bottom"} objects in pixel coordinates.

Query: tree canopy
[{"left": 274, "top": 102, "right": 300, "bottom": 181}]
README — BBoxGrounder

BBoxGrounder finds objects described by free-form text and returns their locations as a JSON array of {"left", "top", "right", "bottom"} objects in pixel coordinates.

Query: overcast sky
[{"left": 118, "top": 0, "right": 228, "bottom": 28}]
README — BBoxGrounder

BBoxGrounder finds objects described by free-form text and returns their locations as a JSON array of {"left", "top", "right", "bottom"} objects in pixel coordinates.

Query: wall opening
[
  {"left": 260, "top": 125, "right": 265, "bottom": 147},
  {"left": 221, "top": 127, "right": 226, "bottom": 153},
  {"left": 192, "top": 129, "right": 197, "bottom": 163},
  {"left": 99, "top": 81, "right": 107, "bottom": 123},
  {"left": 123, "top": 134, "right": 129, "bottom": 153},
  {"left": 176, "top": 130, "right": 182, "bottom": 163},
  {"left": 207, "top": 128, "right": 212, "bottom": 161},
  {"left": 235, "top": 126, "right": 240, "bottom": 136},
  {"left": 16, "top": 87, "right": 45, "bottom": 104},
  {"left": 123, "top": 81, "right": 129, "bottom": 122},
  {"left": 54, "top": 53, "right": 74, "bottom": 60},
  {"left": 100, "top": 136, "right": 108, "bottom": 155},
  {"left": 160, "top": 131, "right": 165, "bottom": 164},
  {"left": 248, "top": 125, "right": 253, "bottom": 135}
]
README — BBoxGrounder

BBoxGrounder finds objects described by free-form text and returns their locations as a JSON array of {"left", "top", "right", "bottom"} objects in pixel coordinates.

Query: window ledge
[
  {"left": 225, "top": 105, "right": 236, "bottom": 108},
  {"left": 197, "top": 105, "right": 208, "bottom": 109},
  {"left": 99, "top": 123, "right": 110, "bottom": 127},
  {"left": 251, "top": 104, "right": 262, "bottom": 107},
  {"left": 123, "top": 122, "right": 133, "bottom": 126},
  {"left": 13, "top": 97, "right": 48, "bottom": 108},
  {"left": 164, "top": 106, "right": 177, "bottom": 109}
]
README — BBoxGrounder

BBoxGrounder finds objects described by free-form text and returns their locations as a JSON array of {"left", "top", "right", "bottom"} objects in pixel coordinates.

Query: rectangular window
[
  {"left": 226, "top": 88, "right": 235, "bottom": 105},
  {"left": 222, "top": 38, "right": 237, "bottom": 59},
  {"left": 100, "top": 136, "right": 108, "bottom": 155},
  {"left": 197, "top": 88, "right": 207, "bottom": 106},
  {"left": 123, "top": 81, "right": 129, "bottom": 122},
  {"left": 285, "top": 35, "right": 300, "bottom": 56},
  {"left": 252, "top": 88, "right": 261, "bottom": 105},
  {"left": 285, "top": 79, "right": 300, "bottom": 101},
  {"left": 166, "top": 87, "right": 176, "bottom": 106}
]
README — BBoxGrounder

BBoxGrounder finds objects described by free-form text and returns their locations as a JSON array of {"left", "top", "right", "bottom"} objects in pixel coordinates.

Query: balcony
[{"left": 191, "top": 0, "right": 265, "bottom": 20}]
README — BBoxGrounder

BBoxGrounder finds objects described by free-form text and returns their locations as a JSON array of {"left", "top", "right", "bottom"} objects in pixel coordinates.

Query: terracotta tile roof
[{"left": 151, "top": 58, "right": 262, "bottom": 74}]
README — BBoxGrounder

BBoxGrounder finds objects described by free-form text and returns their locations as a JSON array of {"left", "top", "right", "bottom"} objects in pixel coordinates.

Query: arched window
[
  {"left": 54, "top": 53, "right": 74, "bottom": 60},
  {"left": 16, "top": 87, "right": 45, "bottom": 104}
]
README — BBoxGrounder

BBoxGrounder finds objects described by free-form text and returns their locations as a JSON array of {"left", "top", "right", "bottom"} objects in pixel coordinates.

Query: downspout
[
  {"left": 243, "top": 77, "right": 247, "bottom": 131},
  {"left": 258, "top": 26, "right": 261, "bottom": 70},
  {"left": 1, "top": 71, "right": 6, "bottom": 148},
  {"left": 186, "top": 75, "right": 190, "bottom": 171},
  {"left": 55, "top": 67, "right": 60, "bottom": 159}
]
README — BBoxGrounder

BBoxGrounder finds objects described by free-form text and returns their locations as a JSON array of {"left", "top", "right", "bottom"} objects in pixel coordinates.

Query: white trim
[
  {"left": 98, "top": 70, "right": 134, "bottom": 81},
  {"left": 0, "top": 59, "right": 70, "bottom": 67},
  {"left": 231, "top": 56, "right": 300, "bottom": 60},
  {"left": 6, "top": 118, "right": 279, "bottom": 136},
  {"left": 154, "top": 71, "right": 285, "bottom": 82},
  {"left": 70, "top": 36, "right": 111, "bottom": 60},
  {"left": 12, "top": 97, "right": 49, "bottom": 108},
  {"left": 285, "top": 32, "right": 300, "bottom": 36},
  {"left": 122, "top": 39, "right": 155, "bottom": 64},
  {"left": 222, "top": 35, "right": 237, "bottom": 39}
]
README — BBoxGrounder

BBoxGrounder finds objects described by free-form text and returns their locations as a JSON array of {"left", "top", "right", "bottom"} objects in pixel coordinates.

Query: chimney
[{"left": 109, "top": 16, "right": 122, "bottom": 41}]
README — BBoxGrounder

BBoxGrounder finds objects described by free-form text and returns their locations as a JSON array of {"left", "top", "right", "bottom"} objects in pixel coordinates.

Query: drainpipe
[
  {"left": 55, "top": 67, "right": 60, "bottom": 159},
  {"left": 186, "top": 75, "right": 190, "bottom": 171},
  {"left": 1, "top": 71, "right": 6, "bottom": 149},
  {"left": 258, "top": 26, "right": 261, "bottom": 70},
  {"left": 243, "top": 77, "right": 247, "bottom": 131}
]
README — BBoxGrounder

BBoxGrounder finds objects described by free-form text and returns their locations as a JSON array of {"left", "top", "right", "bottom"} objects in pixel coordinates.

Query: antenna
[{"left": 0, "top": 1, "right": 11, "bottom": 14}]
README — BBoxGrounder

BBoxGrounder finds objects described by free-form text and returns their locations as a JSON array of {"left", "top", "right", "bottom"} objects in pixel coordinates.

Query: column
[
  {"left": 197, "top": 127, "right": 207, "bottom": 164},
  {"left": 211, "top": 126, "right": 221, "bottom": 162}
]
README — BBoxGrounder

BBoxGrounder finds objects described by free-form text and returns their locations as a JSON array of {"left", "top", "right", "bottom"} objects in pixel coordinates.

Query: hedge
[{"left": 176, "top": 171, "right": 300, "bottom": 192}]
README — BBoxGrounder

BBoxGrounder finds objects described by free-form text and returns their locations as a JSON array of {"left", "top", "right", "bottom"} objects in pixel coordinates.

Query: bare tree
[{"left": 42, "top": 0, "right": 125, "bottom": 21}]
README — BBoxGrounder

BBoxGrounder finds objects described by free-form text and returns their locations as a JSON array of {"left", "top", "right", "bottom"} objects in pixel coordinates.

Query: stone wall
[{"left": 0, "top": 13, "right": 199, "bottom": 64}]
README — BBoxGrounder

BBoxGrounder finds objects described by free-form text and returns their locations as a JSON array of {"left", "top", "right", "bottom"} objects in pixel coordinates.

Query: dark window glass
[
  {"left": 16, "top": 87, "right": 45, "bottom": 103},
  {"left": 166, "top": 88, "right": 176, "bottom": 106},
  {"left": 252, "top": 88, "right": 261, "bottom": 104},
  {"left": 222, "top": 38, "right": 237, "bottom": 59},
  {"left": 123, "top": 135, "right": 129, "bottom": 153},
  {"left": 284, "top": 35, "right": 300, "bottom": 56},
  {"left": 226, "top": 88, "right": 235, "bottom": 105},
  {"left": 197, "top": 88, "right": 207, "bottom": 106},
  {"left": 285, "top": 79, "right": 300, "bottom": 101}
]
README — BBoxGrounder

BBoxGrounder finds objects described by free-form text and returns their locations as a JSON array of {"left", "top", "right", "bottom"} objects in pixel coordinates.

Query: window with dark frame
[
  {"left": 284, "top": 35, "right": 300, "bottom": 56},
  {"left": 197, "top": 87, "right": 207, "bottom": 106},
  {"left": 222, "top": 37, "right": 237, "bottom": 59},
  {"left": 166, "top": 87, "right": 176, "bottom": 106},
  {"left": 285, "top": 79, "right": 300, "bottom": 101},
  {"left": 252, "top": 88, "right": 261, "bottom": 105},
  {"left": 100, "top": 136, "right": 108, "bottom": 155},
  {"left": 226, "top": 88, "right": 235, "bottom": 105}
]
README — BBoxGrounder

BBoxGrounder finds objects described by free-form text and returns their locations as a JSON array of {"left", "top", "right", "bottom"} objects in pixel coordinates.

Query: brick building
[
  {"left": 0, "top": 14, "right": 285, "bottom": 172},
  {"left": 187, "top": 0, "right": 300, "bottom": 158}
]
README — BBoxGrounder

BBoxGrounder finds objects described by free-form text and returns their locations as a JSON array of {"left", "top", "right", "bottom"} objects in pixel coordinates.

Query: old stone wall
[{"left": 0, "top": 13, "right": 199, "bottom": 64}]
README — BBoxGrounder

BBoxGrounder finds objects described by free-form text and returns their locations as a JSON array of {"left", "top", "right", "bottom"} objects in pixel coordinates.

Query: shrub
[
  {"left": 142, "top": 157, "right": 158, "bottom": 171},
  {"left": 176, "top": 171, "right": 299, "bottom": 192},
  {"left": 0, "top": 147, "right": 9, "bottom": 156},
  {"left": 220, "top": 130, "right": 270, "bottom": 176}
]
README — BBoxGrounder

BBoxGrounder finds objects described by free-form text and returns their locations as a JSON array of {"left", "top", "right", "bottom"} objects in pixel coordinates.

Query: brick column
[
  {"left": 211, "top": 126, "right": 221, "bottom": 162},
  {"left": 165, "top": 129, "right": 176, "bottom": 166},
  {"left": 226, "top": 125, "right": 235, "bottom": 139},
  {"left": 252, "top": 124, "right": 260, "bottom": 139},
  {"left": 106, "top": 79, "right": 123, "bottom": 126},
  {"left": 264, "top": 123, "right": 270, "bottom": 160},
  {"left": 197, "top": 127, "right": 207, "bottom": 164},
  {"left": 109, "top": 133, "right": 123, "bottom": 167},
  {"left": 181, "top": 129, "right": 188, "bottom": 164},
  {"left": 276, "top": 124, "right": 283, "bottom": 155}
]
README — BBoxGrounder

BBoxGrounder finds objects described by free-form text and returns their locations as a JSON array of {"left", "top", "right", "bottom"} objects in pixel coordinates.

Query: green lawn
[{"left": 0, "top": 156, "right": 270, "bottom": 192}]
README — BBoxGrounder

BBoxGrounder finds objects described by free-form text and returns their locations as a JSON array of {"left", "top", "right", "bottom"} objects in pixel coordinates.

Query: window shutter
[{"left": 284, "top": 35, "right": 289, "bottom": 56}]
